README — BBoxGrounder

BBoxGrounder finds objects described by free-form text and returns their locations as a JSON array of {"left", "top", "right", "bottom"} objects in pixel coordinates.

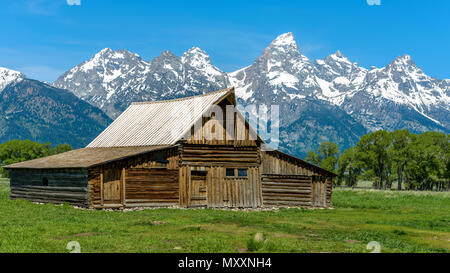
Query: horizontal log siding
[
  {"left": 261, "top": 151, "right": 334, "bottom": 208},
  {"left": 9, "top": 169, "right": 89, "bottom": 207},
  {"left": 261, "top": 151, "right": 336, "bottom": 177},
  {"left": 261, "top": 174, "right": 313, "bottom": 207},
  {"left": 181, "top": 144, "right": 259, "bottom": 166},
  {"left": 125, "top": 168, "right": 179, "bottom": 206},
  {"left": 88, "top": 147, "right": 179, "bottom": 207}
]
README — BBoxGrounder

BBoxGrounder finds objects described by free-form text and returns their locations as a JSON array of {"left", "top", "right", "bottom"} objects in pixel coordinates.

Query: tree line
[
  {"left": 306, "top": 130, "right": 449, "bottom": 191},
  {"left": 0, "top": 140, "right": 72, "bottom": 177}
]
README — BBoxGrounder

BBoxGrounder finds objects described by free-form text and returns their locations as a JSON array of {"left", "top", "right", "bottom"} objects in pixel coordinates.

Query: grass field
[{"left": 0, "top": 182, "right": 449, "bottom": 253}]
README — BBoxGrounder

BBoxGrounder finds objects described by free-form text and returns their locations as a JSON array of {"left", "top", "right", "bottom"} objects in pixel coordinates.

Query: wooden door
[
  {"left": 103, "top": 169, "right": 122, "bottom": 204},
  {"left": 190, "top": 170, "right": 207, "bottom": 207}
]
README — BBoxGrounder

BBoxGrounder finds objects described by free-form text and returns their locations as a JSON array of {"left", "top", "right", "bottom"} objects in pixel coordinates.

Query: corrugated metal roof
[
  {"left": 4, "top": 146, "right": 172, "bottom": 169},
  {"left": 87, "top": 88, "right": 233, "bottom": 148}
]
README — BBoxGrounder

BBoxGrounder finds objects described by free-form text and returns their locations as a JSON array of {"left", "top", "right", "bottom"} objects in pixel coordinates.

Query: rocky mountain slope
[{"left": 0, "top": 68, "right": 112, "bottom": 148}]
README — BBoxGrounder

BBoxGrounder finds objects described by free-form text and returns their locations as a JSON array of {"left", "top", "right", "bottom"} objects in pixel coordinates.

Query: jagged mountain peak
[
  {"left": 389, "top": 54, "right": 416, "bottom": 69},
  {"left": 0, "top": 67, "right": 25, "bottom": 92},
  {"left": 93, "top": 48, "right": 141, "bottom": 61},
  {"left": 158, "top": 50, "right": 178, "bottom": 58},
  {"left": 72, "top": 47, "right": 148, "bottom": 75},
  {"left": 263, "top": 32, "right": 303, "bottom": 60},
  {"left": 269, "top": 32, "right": 297, "bottom": 48},
  {"left": 182, "top": 47, "right": 211, "bottom": 64},
  {"left": 334, "top": 50, "right": 344, "bottom": 58},
  {"left": 326, "top": 50, "right": 352, "bottom": 64},
  {"left": 181, "top": 47, "right": 224, "bottom": 77},
  {"left": 183, "top": 46, "right": 207, "bottom": 56}
]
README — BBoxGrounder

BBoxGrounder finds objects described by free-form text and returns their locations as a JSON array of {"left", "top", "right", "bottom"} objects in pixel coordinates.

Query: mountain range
[
  {"left": 0, "top": 67, "right": 111, "bottom": 148},
  {"left": 1, "top": 32, "right": 448, "bottom": 157}
]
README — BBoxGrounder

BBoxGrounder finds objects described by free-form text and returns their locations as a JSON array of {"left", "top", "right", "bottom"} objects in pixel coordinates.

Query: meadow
[{"left": 0, "top": 181, "right": 448, "bottom": 253}]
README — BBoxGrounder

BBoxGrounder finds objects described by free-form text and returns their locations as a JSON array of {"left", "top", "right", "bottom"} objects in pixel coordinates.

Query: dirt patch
[{"left": 345, "top": 239, "right": 361, "bottom": 244}]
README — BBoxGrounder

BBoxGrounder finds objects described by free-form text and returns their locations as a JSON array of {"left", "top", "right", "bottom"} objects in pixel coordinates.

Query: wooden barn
[{"left": 5, "top": 88, "right": 336, "bottom": 209}]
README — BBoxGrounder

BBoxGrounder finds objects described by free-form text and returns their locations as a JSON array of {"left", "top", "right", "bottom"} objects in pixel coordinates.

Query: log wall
[
  {"left": 261, "top": 175, "right": 313, "bottom": 207},
  {"left": 179, "top": 143, "right": 262, "bottom": 208},
  {"left": 125, "top": 168, "right": 179, "bottom": 207},
  {"left": 260, "top": 151, "right": 334, "bottom": 208},
  {"left": 261, "top": 151, "right": 325, "bottom": 176},
  {"left": 89, "top": 147, "right": 179, "bottom": 208},
  {"left": 181, "top": 143, "right": 259, "bottom": 166},
  {"left": 179, "top": 165, "right": 262, "bottom": 208},
  {"left": 9, "top": 169, "right": 89, "bottom": 207}
]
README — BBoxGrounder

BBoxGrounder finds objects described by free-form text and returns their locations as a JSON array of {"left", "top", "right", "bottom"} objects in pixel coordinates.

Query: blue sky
[{"left": 1, "top": 0, "right": 449, "bottom": 82}]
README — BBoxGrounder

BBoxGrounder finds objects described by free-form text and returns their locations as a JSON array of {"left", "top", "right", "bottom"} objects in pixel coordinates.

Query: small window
[
  {"left": 42, "top": 177, "right": 49, "bottom": 186},
  {"left": 238, "top": 169, "right": 247, "bottom": 177},
  {"left": 226, "top": 168, "right": 235, "bottom": 177}
]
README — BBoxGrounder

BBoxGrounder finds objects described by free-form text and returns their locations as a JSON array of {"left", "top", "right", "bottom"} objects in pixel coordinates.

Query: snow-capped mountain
[
  {"left": 340, "top": 55, "right": 449, "bottom": 132},
  {"left": 51, "top": 32, "right": 449, "bottom": 157},
  {"left": 54, "top": 47, "right": 229, "bottom": 118},
  {"left": 0, "top": 67, "right": 25, "bottom": 92},
  {"left": 228, "top": 32, "right": 368, "bottom": 155},
  {"left": 313, "top": 51, "right": 368, "bottom": 106},
  {"left": 230, "top": 33, "right": 319, "bottom": 105}
]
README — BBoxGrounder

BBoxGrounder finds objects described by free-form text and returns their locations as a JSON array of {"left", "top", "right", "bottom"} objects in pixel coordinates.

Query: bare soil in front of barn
[{"left": 0, "top": 182, "right": 448, "bottom": 253}]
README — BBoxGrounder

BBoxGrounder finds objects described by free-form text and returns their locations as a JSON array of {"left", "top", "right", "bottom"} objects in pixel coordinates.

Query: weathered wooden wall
[
  {"left": 125, "top": 168, "right": 178, "bottom": 207},
  {"left": 9, "top": 169, "right": 90, "bottom": 207},
  {"left": 260, "top": 151, "right": 333, "bottom": 208},
  {"left": 261, "top": 174, "right": 313, "bottom": 207},
  {"left": 181, "top": 143, "right": 259, "bottom": 166},
  {"left": 179, "top": 143, "right": 262, "bottom": 208},
  {"left": 261, "top": 151, "right": 324, "bottom": 176},
  {"left": 89, "top": 147, "right": 179, "bottom": 208},
  {"left": 186, "top": 99, "right": 258, "bottom": 147},
  {"left": 179, "top": 166, "right": 261, "bottom": 208}
]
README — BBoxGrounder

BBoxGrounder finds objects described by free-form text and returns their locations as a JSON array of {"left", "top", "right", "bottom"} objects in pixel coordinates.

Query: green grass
[{"left": 0, "top": 182, "right": 448, "bottom": 253}]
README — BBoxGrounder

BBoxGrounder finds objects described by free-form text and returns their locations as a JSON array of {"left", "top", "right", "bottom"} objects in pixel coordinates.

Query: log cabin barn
[{"left": 5, "top": 88, "right": 336, "bottom": 209}]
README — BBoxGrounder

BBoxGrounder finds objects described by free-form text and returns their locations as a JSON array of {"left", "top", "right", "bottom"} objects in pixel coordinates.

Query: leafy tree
[
  {"left": 355, "top": 130, "right": 392, "bottom": 189},
  {"left": 389, "top": 129, "right": 413, "bottom": 190},
  {"left": 337, "top": 147, "right": 362, "bottom": 186},
  {"left": 404, "top": 132, "right": 448, "bottom": 190},
  {"left": 0, "top": 140, "right": 72, "bottom": 177},
  {"left": 305, "top": 150, "right": 322, "bottom": 166},
  {"left": 306, "top": 142, "right": 339, "bottom": 172}
]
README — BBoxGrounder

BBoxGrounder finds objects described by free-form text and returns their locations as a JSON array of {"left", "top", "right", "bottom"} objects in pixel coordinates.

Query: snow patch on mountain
[{"left": 0, "top": 67, "right": 25, "bottom": 92}]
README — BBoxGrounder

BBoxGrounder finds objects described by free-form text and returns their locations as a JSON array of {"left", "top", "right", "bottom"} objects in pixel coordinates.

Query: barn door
[
  {"left": 190, "top": 171, "right": 207, "bottom": 207},
  {"left": 103, "top": 169, "right": 122, "bottom": 204}
]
